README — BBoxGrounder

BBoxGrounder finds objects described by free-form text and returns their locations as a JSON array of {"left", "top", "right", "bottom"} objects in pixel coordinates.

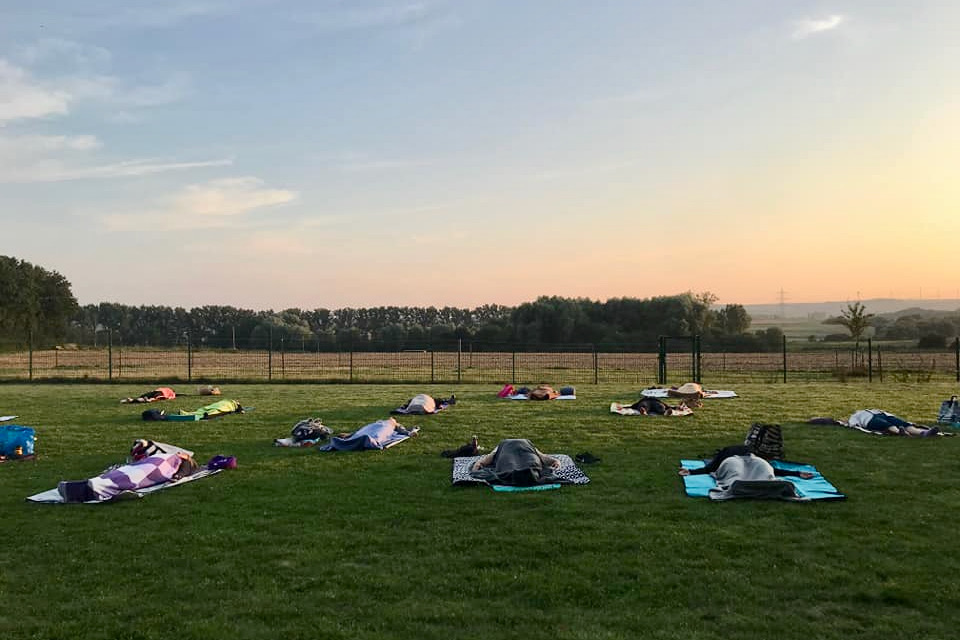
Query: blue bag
[{"left": 0, "top": 425, "right": 36, "bottom": 457}]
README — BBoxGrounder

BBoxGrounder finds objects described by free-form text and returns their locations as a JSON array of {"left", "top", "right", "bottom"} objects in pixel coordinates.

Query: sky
[{"left": 2, "top": 1, "right": 959, "bottom": 310}]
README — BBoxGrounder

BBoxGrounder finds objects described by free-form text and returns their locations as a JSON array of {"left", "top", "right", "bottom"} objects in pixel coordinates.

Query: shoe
[
  {"left": 449, "top": 394, "right": 456, "bottom": 405},
  {"left": 575, "top": 452, "right": 601, "bottom": 464}
]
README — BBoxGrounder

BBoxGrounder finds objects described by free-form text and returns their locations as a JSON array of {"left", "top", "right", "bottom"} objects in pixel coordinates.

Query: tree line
[{"left": 2, "top": 254, "right": 778, "bottom": 351}]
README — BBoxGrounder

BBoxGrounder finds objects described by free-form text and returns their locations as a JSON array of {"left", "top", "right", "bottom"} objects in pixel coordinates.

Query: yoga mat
[{"left": 680, "top": 459, "right": 844, "bottom": 501}]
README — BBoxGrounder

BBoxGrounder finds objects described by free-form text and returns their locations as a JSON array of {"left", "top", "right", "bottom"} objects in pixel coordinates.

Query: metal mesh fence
[{"left": 1, "top": 337, "right": 957, "bottom": 384}]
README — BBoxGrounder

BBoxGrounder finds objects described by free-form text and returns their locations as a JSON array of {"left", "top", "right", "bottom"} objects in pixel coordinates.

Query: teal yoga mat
[{"left": 680, "top": 459, "right": 845, "bottom": 501}]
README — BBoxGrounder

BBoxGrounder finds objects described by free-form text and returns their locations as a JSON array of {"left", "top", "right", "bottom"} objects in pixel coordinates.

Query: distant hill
[{"left": 743, "top": 298, "right": 960, "bottom": 319}]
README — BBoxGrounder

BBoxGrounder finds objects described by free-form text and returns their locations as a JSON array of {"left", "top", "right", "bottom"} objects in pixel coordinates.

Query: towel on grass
[
  {"left": 642, "top": 388, "right": 737, "bottom": 399},
  {"left": 506, "top": 394, "right": 577, "bottom": 401},
  {"left": 451, "top": 454, "right": 590, "bottom": 488},
  {"left": 609, "top": 402, "right": 693, "bottom": 416},
  {"left": 317, "top": 418, "right": 416, "bottom": 452},
  {"left": 0, "top": 415, "right": 17, "bottom": 422},
  {"left": 680, "top": 459, "right": 844, "bottom": 501}
]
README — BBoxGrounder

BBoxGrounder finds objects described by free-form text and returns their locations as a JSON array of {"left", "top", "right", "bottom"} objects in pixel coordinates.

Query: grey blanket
[{"left": 710, "top": 454, "right": 801, "bottom": 501}]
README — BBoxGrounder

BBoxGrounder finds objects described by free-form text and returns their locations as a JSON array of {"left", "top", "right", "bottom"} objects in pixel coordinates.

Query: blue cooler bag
[{"left": 0, "top": 425, "right": 36, "bottom": 457}]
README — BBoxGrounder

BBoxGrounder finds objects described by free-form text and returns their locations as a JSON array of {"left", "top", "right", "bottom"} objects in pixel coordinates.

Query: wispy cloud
[
  {"left": 792, "top": 15, "right": 846, "bottom": 40},
  {"left": 101, "top": 177, "right": 298, "bottom": 231},
  {"left": 0, "top": 59, "right": 71, "bottom": 123},
  {"left": 0, "top": 133, "right": 101, "bottom": 154},
  {"left": 0, "top": 157, "right": 233, "bottom": 184}
]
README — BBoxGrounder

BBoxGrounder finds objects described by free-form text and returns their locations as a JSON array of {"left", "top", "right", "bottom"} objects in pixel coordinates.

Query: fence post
[
  {"left": 268, "top": 329, "right": 273, "bottom": 381},
  {"left": 512, "top": 348, "right": 516, "bottom": 384},
  {"left": 593, "top": 344, "right": 599, "bottom": 384},
  {"left": 430, "top": 342, "right": 435, "bottom": 383},
  {"left": 457, "top": 339, "right": 462, "bottom": 383},
  {"left": 693, "top": 335, "right": 702, "bottom": 383},
  {"left": 877, "top": 347, "right": 883, "bottom": 383},
  {"left": 867, "top": 338, "right": 873, "bottom": 382},
  {"left": 955, "top": 337, "right": 959, "bottom": 382},
  {"left": 187, "top": 331, "right": 192, "bottom": 382},
  {"left": 108, "top": 328, "right": 113, "bottom": 381},
  {"left": 281, "top": 337, "right": 285, "bottom": 379},
  {"left": 349, "top": 346, "right": 354, "bottom": 383},
  {"left": 28, "top": 328, "right": 33, "bottom": 381},
  {"left": 657, "top": 336, "right": 666, "bottom": 384},
  {"left": 782, "top": 335, "right": 787, "bottom": 384}
]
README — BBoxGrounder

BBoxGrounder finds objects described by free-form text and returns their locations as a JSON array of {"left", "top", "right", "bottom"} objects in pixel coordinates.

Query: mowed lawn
[{"left": 1, "top": 382, "right": 959, "bottom": 640}]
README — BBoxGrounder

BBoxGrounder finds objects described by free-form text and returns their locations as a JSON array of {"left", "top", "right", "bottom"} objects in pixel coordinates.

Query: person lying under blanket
[
  {"left": 121, "top": 387, "right": 176, "bottom": 404},
  {"left": 55, "top": 440, "right": 235, "bottom": 503},
  {"left": 317, "top": 418, "right": 419, "bottom": 452},
  {"left": 470, "top": 438, "right": 561, "bottom": 486},
  {"left": 391, "top": 393, "right": 456, "bottom": 415},
  {"left": 679, "top": 445, "right": 813, "bottom": 500}
]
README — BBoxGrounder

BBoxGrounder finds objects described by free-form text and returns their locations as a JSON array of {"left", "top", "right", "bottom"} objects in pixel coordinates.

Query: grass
[{"left": 1, "top": 382, "right": 959, "bottom": 639}]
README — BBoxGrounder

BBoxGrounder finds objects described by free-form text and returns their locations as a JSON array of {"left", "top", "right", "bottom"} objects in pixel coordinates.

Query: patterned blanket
[
  {"left": 451, "top": 454, "right": 590, "bottom": 487},
  {"left": 27, "top": 468, "right": 221, "bottom": 504}
]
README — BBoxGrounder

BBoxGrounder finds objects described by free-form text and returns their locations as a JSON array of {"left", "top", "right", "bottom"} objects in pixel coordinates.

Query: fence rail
[{"left": 2, "top": 336, "right": 959, "bottom": 384}]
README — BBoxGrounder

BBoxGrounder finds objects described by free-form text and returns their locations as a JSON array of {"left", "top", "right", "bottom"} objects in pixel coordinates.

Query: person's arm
[
  {"left": 773, "top": 468, "right": 814, "bottom": 479},
  {"left": 535, "top": 449, "right": 561, "bottom": 469},
  {"left": 472, "top": 450, "right": 497, "bottom": 471}
]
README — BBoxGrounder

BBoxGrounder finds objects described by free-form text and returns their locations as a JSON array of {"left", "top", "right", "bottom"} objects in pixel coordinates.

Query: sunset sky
[{"left": 2, "top": 1, "right": 959, "bottom": 310}]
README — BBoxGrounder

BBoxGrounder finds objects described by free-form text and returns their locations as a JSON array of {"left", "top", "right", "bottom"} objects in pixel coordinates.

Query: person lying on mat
[
  {"left": 470, "top": 438, "right": 561, "bottom": 486},
  {"left": 628, "top": 397, "right": 687, "bottom": 416},
  {"left": 395, "top": 393, "right": 456, "bottom": 414},
  {"left": 847, "top": 409, "right": 943, "bottom": 437},
  {"left": 120, "top": 387, "right": 176, "bottom": 404},
  {"left": 57, "top": 441, "right": 200, "bottom": 503},
  {"left": 678, "top": 445, "right": 814, "bottom": 479}
]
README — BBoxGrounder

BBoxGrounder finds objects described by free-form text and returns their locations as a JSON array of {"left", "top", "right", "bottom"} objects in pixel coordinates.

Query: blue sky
[{"left": 3, "top": 1, "right": 959, "bottom": 309}]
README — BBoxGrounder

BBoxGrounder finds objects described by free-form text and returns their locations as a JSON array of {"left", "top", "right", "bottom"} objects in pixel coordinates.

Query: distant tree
[
  {"left": 0, "top": 255, "right": 78, "bottom": 347},
  {"left": 825, "top": 302, "right": 874, "bottom": 346},
  {"left": 712, "top": 304, "right": 751, "bottom": 335}
]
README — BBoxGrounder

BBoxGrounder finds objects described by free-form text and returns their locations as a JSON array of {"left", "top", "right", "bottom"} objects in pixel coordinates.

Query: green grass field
[{"left": 2, "top": 382, "right": 959, "bottom": 639}]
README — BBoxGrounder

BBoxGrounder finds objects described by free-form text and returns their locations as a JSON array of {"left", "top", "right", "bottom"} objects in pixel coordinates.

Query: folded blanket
[
  {"left": 680, "top": 459, "right": 844, "bottom": 501},
  {"left": 451, "top": 454, "right": 590, "bottom": 488},
  {"left": 317, "top": 418, "right": 416, "bottom": 452},
  {"left": 642, "top": 388, "right": 737, "bottom": 399},
  {"left": 609, "top": 402, "right": 693, "bottom": 416},
  {"left": 506, "top": 394, "right": 576, "bottom": 401},
  {"left": 27, "top": 469, "right": 221, "bottom": 504}
]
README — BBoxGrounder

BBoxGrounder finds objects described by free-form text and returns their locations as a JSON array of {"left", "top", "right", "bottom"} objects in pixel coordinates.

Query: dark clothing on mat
[{"left": 469, "top": 439, "right": 558, "bottom": 486}]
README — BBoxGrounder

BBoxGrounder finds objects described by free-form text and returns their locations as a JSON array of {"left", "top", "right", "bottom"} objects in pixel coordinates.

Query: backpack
[
  {"left": 938, "top": 396, "right": 960, "bottom": 425},
  {"left": 291, "top": 419, "right": 332, "bottom": 442},
  {"left": 744, "top": 423, "right": 784, "bottom": 460},
  {"left": 0, "top": 425, "right": 35, "bottom": 457}
]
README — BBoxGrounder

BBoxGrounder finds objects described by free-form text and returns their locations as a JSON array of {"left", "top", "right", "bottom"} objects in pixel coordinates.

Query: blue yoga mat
[
  {"left": 680, "top": 459, "right": 845, "bottom": 501},
  {"left": 491, "top": 483, "right": 562, "bottom": 493}
]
